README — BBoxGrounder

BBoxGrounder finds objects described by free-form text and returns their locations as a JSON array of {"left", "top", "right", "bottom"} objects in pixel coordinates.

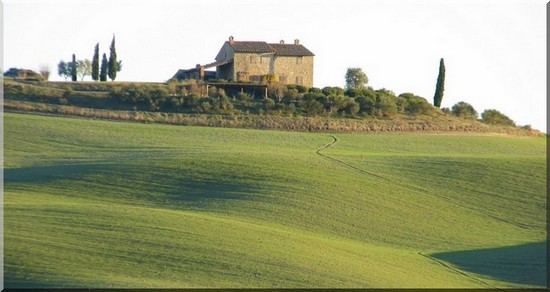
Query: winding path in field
[
  {"left": 315, "top": 135, "right": 534, "bottom": 232},
  {"left": 315, "top": 135, "right": 503, "bottom": 289},
  {"left": 315, "top": 135, "right": 386, "bottom": 180}
]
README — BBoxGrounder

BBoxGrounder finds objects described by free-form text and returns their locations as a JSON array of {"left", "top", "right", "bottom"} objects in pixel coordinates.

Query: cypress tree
[
  {"left": 433, "top": 58, "right": 445, "bottom": 108},
  {"left": 91, "top": 43, "right": 100, "bottom": 81},
  {"left": 71, "top": 54, "right": 77, "bottom": 82},
  {"left": 108, "top": 35, "right": 118, "bottom": 81},
  {"left": 100, "top": 53, "right": 108, "bottom": 82}
]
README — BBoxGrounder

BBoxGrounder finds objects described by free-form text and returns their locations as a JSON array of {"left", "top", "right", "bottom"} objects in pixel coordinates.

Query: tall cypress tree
[
  {"left": 91, "top": 43, "right": 100, "bottom": 81},
  {"left": 71, "top": 54, "right": 77, "bottom": 82},
  {"left": 108, "top": 35, "right": 118, "bottom": 81},
  {"left": 433, "top": 58, "right": 445, "bottom": 108},
  {"left": 100, "top": 53, "right": 108, "bottom": 82}
]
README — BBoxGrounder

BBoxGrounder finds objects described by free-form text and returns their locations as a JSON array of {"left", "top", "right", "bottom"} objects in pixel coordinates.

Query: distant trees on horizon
[
  {"left": 92, "top": 43, "right": 100, "bottom": 81},
  {"left": 57, "top": 35, "right": 121, "bottom": 82},
  {"left": 108, "top": 36, "right": 120, "bottom": 82},
  {"left": 100, "top": 53, "right": 109, "bottom": 81}
]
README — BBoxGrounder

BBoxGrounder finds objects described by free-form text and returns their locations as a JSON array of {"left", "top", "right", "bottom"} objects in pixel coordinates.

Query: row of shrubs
[
  {"left": 107, "top": 82, "right": 519, "bottom": 127},
  {"left": 4, "top": 78, "right": 520, "bottom": 127},
  {"left": 108, "top": 82, "right": 438, "bottom": 118},
  {"left": 5, "top": 99, "right": 539, "bottom": 136}
]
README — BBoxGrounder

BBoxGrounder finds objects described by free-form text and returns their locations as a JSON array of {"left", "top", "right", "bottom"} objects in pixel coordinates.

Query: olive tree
[
  {"left": 451, "top": 101, "right": 478, "bottom": 119},
  {"left": 345, "top": 67, "right": 368, "bottom": 91},
  {"left": 481, "top": 109, "right": 515, "bottom": 126}
]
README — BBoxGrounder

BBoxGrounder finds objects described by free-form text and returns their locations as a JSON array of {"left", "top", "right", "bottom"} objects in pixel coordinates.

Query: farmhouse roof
[
  {"left": 228, "top": 41, "right": 275, "bottom": 54},
  {"left": 226, "top": 40, "right": 315, "bottom": 57},
  {"left": 269, "top": 43, "right": 314, "bottom": 56}
]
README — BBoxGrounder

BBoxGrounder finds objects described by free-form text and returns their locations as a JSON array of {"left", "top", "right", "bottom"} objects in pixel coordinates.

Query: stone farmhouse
[{"left": 173, "top": 37, "right": 315, "bottom": 87}]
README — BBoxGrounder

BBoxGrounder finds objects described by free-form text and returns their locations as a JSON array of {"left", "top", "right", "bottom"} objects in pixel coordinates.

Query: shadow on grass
[
  {"left": 5, "top": 163, "right": 260, "bottom": 205},
  {"left": 4, "top": 163, "right": 108, "bottom": 184},
  {"left": 170, "top": 179, "right": 260, "bottom": 201},
  {"left": 431, "top": 241, "right": 547, "bottom": 287},
  {"left": 4, "top": 275, "right": 83, "bottom": 289}
]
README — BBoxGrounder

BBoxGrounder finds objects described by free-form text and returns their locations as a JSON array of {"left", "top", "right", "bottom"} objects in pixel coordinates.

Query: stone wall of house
[
  {"left": 214, "top": 45, "right": 314, "bottom": 86},
  {"left": 233, "top": 53, "right": 274, "bottom": 82},
  {"left": 273, "top": 56, "right": 314, "bottom": 87}
]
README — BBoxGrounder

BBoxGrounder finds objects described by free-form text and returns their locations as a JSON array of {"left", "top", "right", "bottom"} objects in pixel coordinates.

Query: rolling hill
[{"left": 3, "top": 112, "right": 546, "bottom": 288}]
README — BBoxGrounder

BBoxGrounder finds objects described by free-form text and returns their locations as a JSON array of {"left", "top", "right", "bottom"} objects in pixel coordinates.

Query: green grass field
[{"left": 3, "top": 112, "right": 546, "bottom": 288}]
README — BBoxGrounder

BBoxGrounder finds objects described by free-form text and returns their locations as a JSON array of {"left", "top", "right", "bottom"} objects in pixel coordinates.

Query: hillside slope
[
  {"left": 3, "top": 77, "right": 542, "bottom": 135},
  {"left": 3, "top": 113, "right": 546, "bottom": 288}
]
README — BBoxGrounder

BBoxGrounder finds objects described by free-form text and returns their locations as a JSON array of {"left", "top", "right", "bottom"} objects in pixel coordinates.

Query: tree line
[
  {"left": 58, "top": 35, "right": 122, "bottom": 82},
  {"left": 10, "top": 53, "right": 517, "bottom": 127},
  {"left": 105, "top": 75, "right": 516, "bottom": 127},
  {"left": 100, "top": 59, "right": 514, "bottom": 126}
]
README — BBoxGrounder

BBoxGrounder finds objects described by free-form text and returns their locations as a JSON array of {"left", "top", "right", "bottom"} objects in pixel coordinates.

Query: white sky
[{"left": 2, "top": 0, "right": 547, "bottom": 132}]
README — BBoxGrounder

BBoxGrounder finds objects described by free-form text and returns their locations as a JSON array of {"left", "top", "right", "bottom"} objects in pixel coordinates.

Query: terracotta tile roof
[
  {"left": 228, "top": 41, "right": 315, "bottom": 56},
  {"left": 228, "top": 41, "right": 275, "bottom": 54},
  {"left": 269, "top": 43, "right": 315, "bottom": 56}
]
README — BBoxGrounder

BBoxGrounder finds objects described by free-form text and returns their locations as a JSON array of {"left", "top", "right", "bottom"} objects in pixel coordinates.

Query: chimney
[
  {"left": 294, "top": 39, "right": 300, "bottom": 45},
  {"left": 280, "top": 40, "right": 285, "bottom": 44},
  {"left": 229, "top": 36, "right": 235, "bottom": 43}
]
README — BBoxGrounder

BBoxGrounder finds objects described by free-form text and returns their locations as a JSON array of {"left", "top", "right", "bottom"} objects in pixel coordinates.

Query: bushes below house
[
  {"left": 398, "top": 93, "right": 434, "bottom": 115},
  {"left": 4, "top": 79, "right": 521, "bottom": 131},
  {"left": 481, "top": 109, "right": 516, "bottom": 126},
  {"left": 4, "top": 77, "right": 530, "bottom": 135},
  {"left": 451, "top": 101, "right": 478, "bottom": 119},
  {"left": 5, "top": 99, "right": 543, "bottom": 136},
  {"left": 109, "top": 83, "right": 171, "bottom": 111},
  {"left": 6, "top": 78, "right": 440, "bottom": 119},
  {"left": 446, "top": 103, "right": 517, "bottom": 128}
]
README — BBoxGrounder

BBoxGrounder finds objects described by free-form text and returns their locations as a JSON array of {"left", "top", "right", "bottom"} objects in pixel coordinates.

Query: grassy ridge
[
  {"left": 3, "top": 113, "right": 546, "bottom": 288},
  {"left": 4, "top": 77, "right": 543, "bottom": 135},
  {"left": 5, "top": 99, "right": 542, "bottom": 136}
]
